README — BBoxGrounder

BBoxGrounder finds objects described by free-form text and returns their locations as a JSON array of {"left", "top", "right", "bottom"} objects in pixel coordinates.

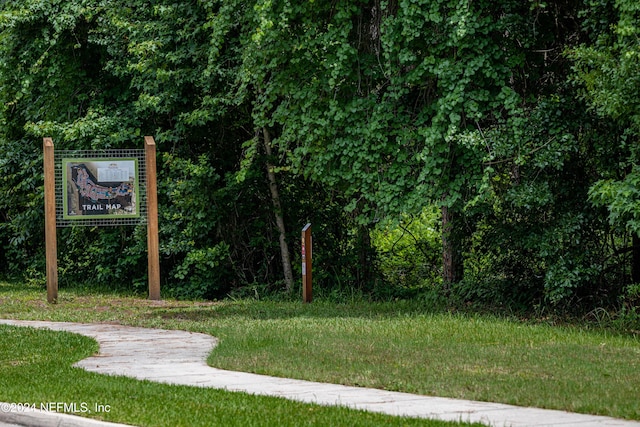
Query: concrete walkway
[{"left": 0, "top": 319, "right": 639, "bottom": 427}]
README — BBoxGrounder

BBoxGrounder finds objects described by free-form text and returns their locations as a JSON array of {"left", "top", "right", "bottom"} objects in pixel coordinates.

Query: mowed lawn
[
  {"left": 1, "top": 281, "right": 639, "bottom": 424},
  {"left": 0, "top": 324, "right": 478, "bottom": 427}
]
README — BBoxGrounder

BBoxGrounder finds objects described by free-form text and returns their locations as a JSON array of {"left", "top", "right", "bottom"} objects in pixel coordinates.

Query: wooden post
[
  {"left": 302, "top": 223, "right": 312, "bottom": 303},
  {"left": 43, "top": 138, "right": 58, "bottom": 303},
  {"left": 145, "top": 136, "right": 161, "bottom": 300}
]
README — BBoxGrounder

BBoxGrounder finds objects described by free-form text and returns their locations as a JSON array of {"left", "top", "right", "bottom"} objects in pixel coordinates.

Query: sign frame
[{"left": 43, "top": 137, "right": 160, "bottom": 302}]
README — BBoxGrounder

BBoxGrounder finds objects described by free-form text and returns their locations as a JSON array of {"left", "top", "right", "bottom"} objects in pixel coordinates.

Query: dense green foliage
[{"left": 0, "top": 0, "right": 638, "bottom": 313}]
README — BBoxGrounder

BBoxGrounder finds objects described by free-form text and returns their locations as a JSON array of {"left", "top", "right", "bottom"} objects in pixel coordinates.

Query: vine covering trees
[{"left": 0, "top": 0, "right": 637, "bottom": 312}]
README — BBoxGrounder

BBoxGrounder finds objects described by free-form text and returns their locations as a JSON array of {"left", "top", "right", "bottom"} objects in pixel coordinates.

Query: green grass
[
  {"left": 0, "top": 324, "right": 477, "bottom": 427},
  {"left": 1, "top": 280, "right": 640, "bottom": 423}
]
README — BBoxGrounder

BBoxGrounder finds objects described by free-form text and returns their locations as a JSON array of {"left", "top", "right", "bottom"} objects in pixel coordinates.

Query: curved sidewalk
[{"left": 0, "top": 319, "right": 638, "bottom": 427}]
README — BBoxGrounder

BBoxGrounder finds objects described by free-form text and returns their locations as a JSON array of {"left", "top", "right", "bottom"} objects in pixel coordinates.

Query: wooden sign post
[
  {"left": 302, "top": 223, "right": 312, "bottom": 303},
  {"left": 145, "top": 136, "right": 161, "bottom": 300},
  {"left": 43, "top": 138, "right": 58, "bottom": 303}
]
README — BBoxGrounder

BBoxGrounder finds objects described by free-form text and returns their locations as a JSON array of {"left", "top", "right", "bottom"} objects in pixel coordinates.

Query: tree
[
  {"left": 0, "top": 0, "right": 635, "bottom": 310},
  {"left": 572, "top": 0, "right": 640, "bottom": 283},
  {"left": 0, "top": 0, "right": 366, "bottom": 297},
  {"left": 262, "top": 127, "right": 294, "bottom": 291},
  {"left": 240, "top": 0, "right": 549, "bottom": 289}
]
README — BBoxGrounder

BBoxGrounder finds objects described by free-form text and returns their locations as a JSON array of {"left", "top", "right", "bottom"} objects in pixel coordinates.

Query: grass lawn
[
  {"left": 1, "top": 280, "right": 640, "bottom": 424},
  {"left": 0, "top": 325, "right": 475, "bottom": 427}
]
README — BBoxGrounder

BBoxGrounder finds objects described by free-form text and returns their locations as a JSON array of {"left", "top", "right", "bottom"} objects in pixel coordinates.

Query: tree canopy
[{"left": 0, "top": 0, "right": 638, "bottom": 313}]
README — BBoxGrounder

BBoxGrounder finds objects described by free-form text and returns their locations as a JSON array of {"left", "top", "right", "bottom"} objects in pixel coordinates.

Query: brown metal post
[
  {"left": 302, "top": 223, "right": 312, "bottom": 303},
  {"left": 43, "top": 138, "right": 58, "bottom": 303},
  {"left": 145, "top": 136, "right": 161, "bottom": 300}
]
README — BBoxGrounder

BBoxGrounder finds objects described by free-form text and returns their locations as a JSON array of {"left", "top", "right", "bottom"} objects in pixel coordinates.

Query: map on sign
[{"left": 62, "top": 158, "right": 139, "bottom": 220}]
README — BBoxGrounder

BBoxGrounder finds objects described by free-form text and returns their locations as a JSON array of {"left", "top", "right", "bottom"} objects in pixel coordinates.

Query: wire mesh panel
[{"left": 54, "top": 149, "right": 148, "bottom": 227}]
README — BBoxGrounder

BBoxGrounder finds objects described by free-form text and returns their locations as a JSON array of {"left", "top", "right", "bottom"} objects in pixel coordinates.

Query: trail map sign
[
  {"left": 43, "top": 137, "right": 160, "bottom": 303},
  {"left": 63, "top": 158, "right": 139, "bottom": 219}
]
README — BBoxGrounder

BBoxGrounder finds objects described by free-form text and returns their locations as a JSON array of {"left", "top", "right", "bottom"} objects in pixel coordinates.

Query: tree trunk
[
  {"left": 357, "top": 225, "right": 374, "bottom": 290},
  {"left": 262, "top": 127, "right": 295, "bottom": 292},
  {"left": 633, "top": 234, "right": 640, "bottom": 284},
  {"left": 441, "top": 205, "right": 463, "bottom": 290}
]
